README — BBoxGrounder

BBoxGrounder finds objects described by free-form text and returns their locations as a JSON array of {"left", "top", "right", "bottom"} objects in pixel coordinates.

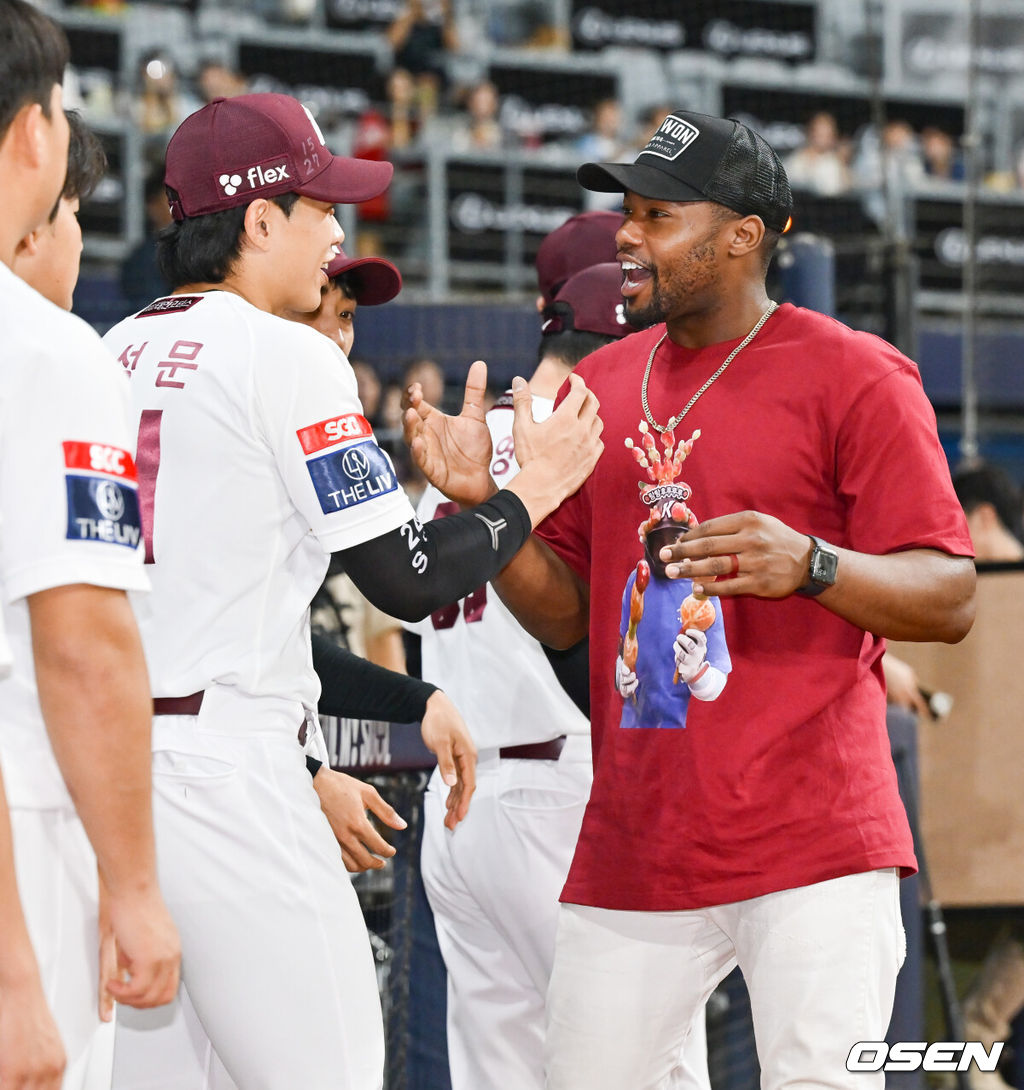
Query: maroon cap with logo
[
  {"left": 535, "top": 210, "right": 621, "bottom": 306},
  {"left": 325, "top": 249, "right": 402, "bottom": 306},
  {"left": 541, "top": 262, "right": 635, "bottom": 340},
  {"left": 164, "top": 93, "right": 393, "bottom": 221}
]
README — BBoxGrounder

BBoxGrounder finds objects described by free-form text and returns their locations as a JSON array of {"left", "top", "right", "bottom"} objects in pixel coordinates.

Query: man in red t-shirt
[{"left": 404, "top": 110, "right": 976, "bottom": 1090}]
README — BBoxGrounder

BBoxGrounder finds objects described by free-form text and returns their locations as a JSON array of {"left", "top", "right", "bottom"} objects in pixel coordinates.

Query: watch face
[{"left": 812, "top": 545, "right": 838, "bottom": 585}]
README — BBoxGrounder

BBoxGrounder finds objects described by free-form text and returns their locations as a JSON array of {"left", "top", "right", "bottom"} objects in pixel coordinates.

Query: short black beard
[{"left": 624, "top": 284, "right": 666, "bottom": 332}]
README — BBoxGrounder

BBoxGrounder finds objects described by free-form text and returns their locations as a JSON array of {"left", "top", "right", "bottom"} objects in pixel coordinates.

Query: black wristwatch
[{"left": 796, "top": 535, "right": 839, "bottom": 597}]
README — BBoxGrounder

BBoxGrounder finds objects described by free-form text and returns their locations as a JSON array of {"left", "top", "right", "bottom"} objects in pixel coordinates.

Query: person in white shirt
[
  {"left": 0, "top": 6, "right": 180, "bottom": 1088},
  {"left": 103, "top": 92, "right": 602, "bottom": 1089}
]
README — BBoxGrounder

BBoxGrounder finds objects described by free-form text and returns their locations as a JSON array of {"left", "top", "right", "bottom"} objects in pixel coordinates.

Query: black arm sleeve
[
  {"left": 312, "top": 633, "right": 438, "bottom": 722},
  {"left": 338, "top": 490, "right": 532, "bottom": 623},
  {"left": 541, "top": 638, "right": 591, "bottom": 719}
]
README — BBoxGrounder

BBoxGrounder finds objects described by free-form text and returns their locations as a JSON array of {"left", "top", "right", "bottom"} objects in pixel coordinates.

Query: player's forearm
[
  {"left": 0, "top": 770, "right": 41, "bottom": 987},
  {"left": 28, "top": 585, "right": 160, "bottom": 897},
  {"left": 341, "top": 491, "right": 533, "bottom": 622},
  {"left": 812, "top": 547, "right": 975, "bottom": 643},
  {"left": 493, "top": 535, "right": 589, "bottom": 649},
  {"left": 312, "top": 633, "right": 437, "bottom": 721}
]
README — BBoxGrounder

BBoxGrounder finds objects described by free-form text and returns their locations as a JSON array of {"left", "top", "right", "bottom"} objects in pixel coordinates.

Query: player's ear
[
  {"left": 728, "top": 214, "right": 765, "bottom": 258},
  {"left": 14, "top": 228, "right": 42, "bottom": 259},
  {"left": 242, "top": 199, "right": 273, "bottom": 251},
  {"left": 7, "top": 102, "right": 47, "bottom": 170}
]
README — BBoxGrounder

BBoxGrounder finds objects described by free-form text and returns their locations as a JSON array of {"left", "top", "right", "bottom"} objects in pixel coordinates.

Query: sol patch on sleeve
[{"left": 63, "top": 441, "right": 142, "bottom": 549}]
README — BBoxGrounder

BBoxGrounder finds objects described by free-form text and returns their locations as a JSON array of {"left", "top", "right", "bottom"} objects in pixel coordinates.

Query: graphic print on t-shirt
[{"left": 615, "top": 424, "right": 731, "bottom": 729}]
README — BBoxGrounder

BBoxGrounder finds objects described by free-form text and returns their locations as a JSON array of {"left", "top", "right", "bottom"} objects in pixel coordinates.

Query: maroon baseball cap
[
  {"left": 325, "top": 249, "right": 402, "bottom": 306},
  {"left": 164, "top": 93, "right": 393, "bottom": 221},
  {"left": 541, "top": 262, "right": 635, "bottom": 340},
  {"left": 535, "top": 210, "right": 621, "bottom": 305}
]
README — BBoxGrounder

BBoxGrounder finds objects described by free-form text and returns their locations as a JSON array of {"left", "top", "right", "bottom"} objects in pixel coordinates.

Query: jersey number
[{"left": 429, "top": 501, "right": 488, "bottom": 629}]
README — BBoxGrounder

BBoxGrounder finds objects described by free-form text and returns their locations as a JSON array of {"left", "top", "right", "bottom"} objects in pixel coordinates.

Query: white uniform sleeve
[
  {"left": 253, "top": 324, "right": 414, "bottom": 553},
  {"left": 0, "top": 327, "right": 148, "bottom": 605}
]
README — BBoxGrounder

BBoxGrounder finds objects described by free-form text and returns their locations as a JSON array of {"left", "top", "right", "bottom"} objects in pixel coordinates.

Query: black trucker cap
[{"left": 577, "top": 110, "right": 793, "bottom": 233}]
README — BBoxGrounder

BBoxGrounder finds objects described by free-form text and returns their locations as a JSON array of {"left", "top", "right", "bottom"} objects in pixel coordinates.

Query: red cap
[
  {"left": 535, "top": 210, "right": 621, "bottom": 305},
  {"left": 325, "top": 249, "right": 402, "bottom": 306},
  {"left": 541, "top": 262, "right": 634, "bottom": 340},
  {"left": 164, "top": 94, "right": 393, "bottom": 221}
]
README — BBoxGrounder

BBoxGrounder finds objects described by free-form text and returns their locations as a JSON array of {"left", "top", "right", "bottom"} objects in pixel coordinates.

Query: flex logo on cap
[
  {"left": 643, "top": 115, "right": 701, "bottom": 162},
  {"left": 216, "top": 160, "right": 293, "bottom": 200},
  {"left": 218, "top": 173, "right": 242, "bottom": 195}
]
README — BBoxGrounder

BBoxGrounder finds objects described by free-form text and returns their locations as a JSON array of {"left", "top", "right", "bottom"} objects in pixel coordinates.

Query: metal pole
[{"left": 960, "top": 0, "right": 984, "bottom": 464}]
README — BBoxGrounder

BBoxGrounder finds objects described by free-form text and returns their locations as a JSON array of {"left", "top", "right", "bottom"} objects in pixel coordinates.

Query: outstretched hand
[
  {"left": 504, "top": 373, "right": 604, "bottom": 526},
  {"left": 419, "top": 690, "right": 477, "bottom": 830},
  {"left": 403, "top": 359, "right": 495, "bottom": 507}
]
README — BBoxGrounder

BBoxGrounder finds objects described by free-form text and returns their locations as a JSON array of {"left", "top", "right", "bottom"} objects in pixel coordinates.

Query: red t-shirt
[{"left": 537, "top": 303, "right": 973, "bottom": 911}]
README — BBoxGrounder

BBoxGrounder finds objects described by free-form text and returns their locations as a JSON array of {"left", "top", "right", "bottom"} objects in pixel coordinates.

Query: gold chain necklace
[{"left": 640, "top": 301, "right": 778, "bottom": 434}]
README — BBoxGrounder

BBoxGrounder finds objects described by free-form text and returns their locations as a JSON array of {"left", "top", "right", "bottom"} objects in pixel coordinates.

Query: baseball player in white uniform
[
  {"left": 1, "top": 7, "right": 180, "bottom": 1085},
  {"left": 102, "top": 92, "right": 602, "bottom": 1090}
]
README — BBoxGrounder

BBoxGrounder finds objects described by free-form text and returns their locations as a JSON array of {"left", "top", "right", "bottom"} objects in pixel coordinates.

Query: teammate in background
[
  {"left": 533, "top": 208, "right": 620, "bottom": 312},
  {"left": 289, "top": 249, "right": 411, "bottom": 671},
  {"left": 0, "top": 5, "right": 180, "bottom": 1087},
  {"left": 102, "top": 92, "right": 601, "bottom": 1089},
  {"left": 953, "top": 462, "right": 1024, "bottom": 563},
  {"left": 409, "top": 263, "right": 638, "bottom": 1090},
  {"left": 404, "top": 110, "right": 976, "bottom": 1089},
  {"left": 11, "top": 109, "right": 105, "bottom": 310}
]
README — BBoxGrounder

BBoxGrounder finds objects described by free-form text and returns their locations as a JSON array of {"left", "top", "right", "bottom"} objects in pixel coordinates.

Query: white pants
[
  {"left": 421, "top": 738, "right": 710, "bottom": 1090},
  {"left": 546, "top": 868, "right": 906, "bottom": 1090},
  {"left": 10, "top": 806, "right": 114, "bottom": 1090},
  {"left": 112, "top": 718, "right": 383, "bottom": 1090}
]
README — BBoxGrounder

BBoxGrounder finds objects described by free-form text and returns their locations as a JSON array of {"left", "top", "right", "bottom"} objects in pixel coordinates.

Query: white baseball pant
[
  {"left": 546, "top": 868, "right": 905, "bottom": 1090},
  {"left": 422, "top": 737, "right": 710, "bottom": 1090},
  {"left": 112, "top": 716, "right": 383, "bottom": 1090},
  {"left": 10, "top": 806, "right": 114, "bottom": 1090}
]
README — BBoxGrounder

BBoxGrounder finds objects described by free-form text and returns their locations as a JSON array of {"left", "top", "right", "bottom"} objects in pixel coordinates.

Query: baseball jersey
[
  {"left": 0, "top": 262, "right": 148, "bottom": 809},
  {"left": 409, "top": 392, "right": 588, "bottom": 749},
  {"left": 102, "top": 291, "right": 414, "bottom": 725},
  {"left": 537, "top": 303, "right": 974, "bottom": 911}
]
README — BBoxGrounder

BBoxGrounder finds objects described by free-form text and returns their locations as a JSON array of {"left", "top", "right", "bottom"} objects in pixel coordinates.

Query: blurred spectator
[
  {"left": 120, "top": 163, "right": 173, "bottom": 314},
  {"left": 196, "top": 61, "right": 248, "bottom": 105},
  {"left": 386, "top": 0, "right": 458, "bottom": 124},
  {"left": 852, "top": 119, "right": 926, "bottom": 225},
  {"left": 386, "top": 67, "right": 420, "bottom": 152},
  {"left": 575, "top": 98, "right": 630, "bottom": 163},
  {"left": 921, "top": 126, "right": 965, "bottom": 183},
  {"left": 985, "top": 142, "right": 1024, "bottom": 193},
  {"left": 852, "top": 119, "right": 926, "bottom": 192},
  {"left": 403, "top": 356, "right": 447, "bottom": 410},
  {"left": 130, "top": 50, "right": 200, "bottom": 135},
  {"left": 352, "top": 359, "right": 383, "bottom": 426},
  {"left": 784, "top": 111, "right": 852, "bottom": 196},
  {"left": 450, "top": 79, "right": 503, "bottom": 152}
]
